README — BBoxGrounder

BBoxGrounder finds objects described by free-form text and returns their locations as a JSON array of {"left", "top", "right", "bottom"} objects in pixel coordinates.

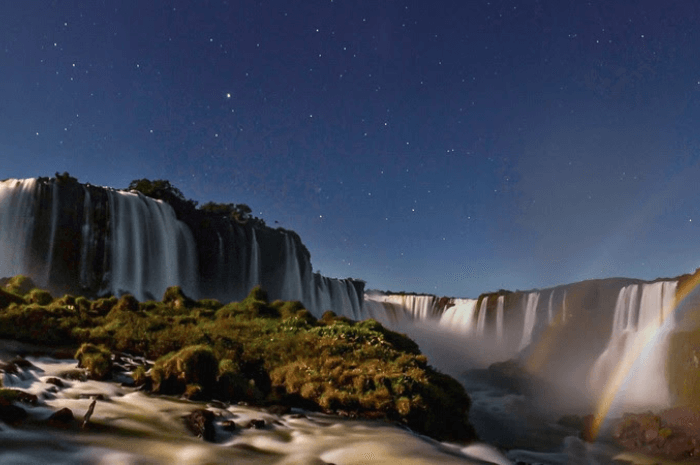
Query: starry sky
[{"left": 2, "top": 1, "right": 700, "bottom": 297}]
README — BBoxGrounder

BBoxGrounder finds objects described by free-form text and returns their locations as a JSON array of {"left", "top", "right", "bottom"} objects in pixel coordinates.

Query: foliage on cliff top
[{"left": 0, "top": 278, "right": 476, "bottom": 442}]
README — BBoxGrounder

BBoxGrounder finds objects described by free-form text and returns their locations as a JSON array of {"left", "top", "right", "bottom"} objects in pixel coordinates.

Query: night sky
[{"left": 2, "top": 1, "right": 700, "bottom": 297}]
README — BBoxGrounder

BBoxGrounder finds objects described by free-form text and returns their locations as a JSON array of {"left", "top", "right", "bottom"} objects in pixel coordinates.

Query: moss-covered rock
[
  {"left": 2, "top": 275, "right": 37, "bottom": 296},
  {"left": 151, "top": 345, "right": 219, "bottom": 395},
  {"left": 162, "top": 286, "right": 195, "bottom": 310},
  {"left": 27, "top": 288, "right": 53, "bottom": 306},
  {"left": 0, "top": 289, "right": 25, "bottom": 309},
  {"left": 75, "top": 343, "right": 112, "bottom": 380}
]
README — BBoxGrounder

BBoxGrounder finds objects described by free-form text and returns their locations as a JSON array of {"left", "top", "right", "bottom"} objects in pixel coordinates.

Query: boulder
[
  {"left": 0, "top": 403, "right": 27, "bottom": 425},
  {"left": 47, "top": 407, "right": 74, "bottom": 428},
  {"left": 185, "top": 409, "right": 216, "bottom": 442}
]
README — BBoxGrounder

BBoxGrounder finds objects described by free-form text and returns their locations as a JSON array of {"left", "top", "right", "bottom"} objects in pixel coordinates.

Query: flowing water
[{"left": 0, "top": 345, "right": 513, "bottom": 465}]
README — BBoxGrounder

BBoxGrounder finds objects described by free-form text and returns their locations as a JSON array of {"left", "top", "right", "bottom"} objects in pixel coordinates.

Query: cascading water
[
  {"left": 439, "top": 299, "right": 479, "bottom": 333},
  {"left": 78, "top": 187, "right": 93, "bottom": 288},
  {"left": 0, "top": 179, "right": 37, "bottom": 278},
  {"left": 249, "top": 228, "right": 260, "bottom": 287},
  {"left": 44, "top": 182, "right": 60, "bottom": 287},
  {"left": 107, "top": 190, "right": 199, "bottom": 301},
  {"left": 588, "top": 280, "right": 677, "bottom": 412},
  {"left": 475, "top": 297, "right": 489, "bottom": 336},
  {"left": 519, "top": 292, "right": 540, "bottom": 351},
  {"left": 281, "top": 233, "right": 304, "bottom": 302},
  {"left": 495, "top": 295, "right": 504, "bottom": 343}
]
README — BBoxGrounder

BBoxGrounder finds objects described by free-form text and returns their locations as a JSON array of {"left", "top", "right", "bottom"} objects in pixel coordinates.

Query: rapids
[{"left": 0, "top": 346, "right": 513, "bottom": 465}]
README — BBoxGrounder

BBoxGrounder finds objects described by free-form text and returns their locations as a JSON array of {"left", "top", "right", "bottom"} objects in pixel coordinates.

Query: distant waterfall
[
  {"left": 588, "top": 281, "right": 677, "bottom": 411},
  {"left": 475, "top": 297, "right": 489, "bottom": 335},
  {"left": 439, "top": 299, "right": 479, "bottom": 333},
  {"left": 519, "top": 292, "right": 540, "bottom": 351},
  {"left": 44, "top": 182, "right": 60, "bottom": 287},
  {"left": 0, "top": 179, "right": 37, "bottom": 278},
  {"left": 495, "top": 295, "right": 504, "bottom": 343},
  {"left": 249, "top": 228, "right": 260, "bottom": 287}
]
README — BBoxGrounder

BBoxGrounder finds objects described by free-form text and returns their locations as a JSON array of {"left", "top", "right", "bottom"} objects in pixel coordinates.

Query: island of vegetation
[{"left": 0, "top": 275, "right": 477, "bottom": 443}]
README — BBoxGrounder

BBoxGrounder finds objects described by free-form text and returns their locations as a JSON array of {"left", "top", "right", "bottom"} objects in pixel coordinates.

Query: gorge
[{"left": 2, "top": 175, "right": 700, "bottom": 463}]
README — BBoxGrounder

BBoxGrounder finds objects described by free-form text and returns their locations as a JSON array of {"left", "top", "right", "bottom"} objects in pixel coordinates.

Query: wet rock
[
  {"left": 48, "top": 407, "right": 74, "bottom": 428},
  {"left": 45, "top": 377, "right": 65, "bottom": 387},
  {"left": 244, "top": 418, "right": 266, "bottom": 429},
  {"left": 0, "top": 362, "right": 18, "bottom": 374},
  {"left": 221, "top": 420, "right": 237, "bottom": 431},
  {"left": 266, "top": 404, "right": 291, "bottom": 415},
  {"left": 9, "top": 357, "right": 36, "bottom": 369},
  {"left": 0, "top": 403, "right": 27, "bottom": 425},
  {"left": 0, "top": 357, "right": 35, "bottom": 374},
  {"left": 185, "top": 409, "right": 216, "bottom": 442},
  {"left": 59, "top": 369, "right": 88, "bottom": 381},
  {"left": 15, "top": 391, "right": 38, "bottom": 405}
]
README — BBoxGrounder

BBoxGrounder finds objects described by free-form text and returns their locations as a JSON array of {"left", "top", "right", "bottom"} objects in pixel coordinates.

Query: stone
[
  {"left": 0, "top": 404, "right": 27, "bottom": 425},
  {"left": 244, "top": 418, "right": 266, "bottom": 429},
  {"left": 45, "top": 377, "right": 65, "bottom": 387},
  {"left": 47, "top": 407, "right": 74, "bottom": 428},
  {"left": 184, "top": 409, "right": 216, "bottom": 442}
]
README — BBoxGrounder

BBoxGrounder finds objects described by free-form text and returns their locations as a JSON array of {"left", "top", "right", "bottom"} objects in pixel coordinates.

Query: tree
[
  {"left": 127, "top": 179, "right": 198, "bottom": 213},
  {"left": 199, "top": 202, "right": 253, "bottom": 224}
]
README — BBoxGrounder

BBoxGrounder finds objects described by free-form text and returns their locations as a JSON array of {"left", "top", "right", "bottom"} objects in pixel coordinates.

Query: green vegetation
[
  {"left": 127, "top": 179, "right": 198, "bottom": 213},
  {"left": 0, "top": 276, "right": 476, "bottom": 442},
  {"left": 75, "top": 343, "right": 112, "bottom": 380}
]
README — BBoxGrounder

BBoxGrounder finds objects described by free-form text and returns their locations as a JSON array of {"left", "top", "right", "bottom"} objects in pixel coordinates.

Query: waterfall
[
  {"left": 107, "top": 190, "right": 198, "bottom": 301},
  {"left": 249, "top": 228, "right": 260, "bottom": 288},
  {"left": 439, "top": 299, "right": 479, "bottom": 333},
  {"left": 44, "top": 182, "right": 60, "bottom": 287},
  {"left": 588, "top": 281, "right": 677, "bottom": 411},
  {"left": 562, "top": 290, "right": 568, "bottom": 323},
  {"left": 518, "top": 292, "right": 540, "bottom": 351},
  {"left": 79, "top": 187, "right": 93, "bottom": 288},
  {"left": 0, "top": 179, "right": 37, "bottom": 278},
  {"left": 495, "top": 295, "right": 504, "bottom": 343},
  {"left": 282, "top": 234, "right": 304, "bottom": 302},
  {"left": 547, "top": 291, "right": 554, "bottom": 324},
  {"left": 475, "top": 297, "right": 489, "bottom": 336}
]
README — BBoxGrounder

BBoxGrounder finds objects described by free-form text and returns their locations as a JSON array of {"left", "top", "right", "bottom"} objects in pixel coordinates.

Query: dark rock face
[{"left": 184, "top": 409, "right": 216, "bottom": 442}]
